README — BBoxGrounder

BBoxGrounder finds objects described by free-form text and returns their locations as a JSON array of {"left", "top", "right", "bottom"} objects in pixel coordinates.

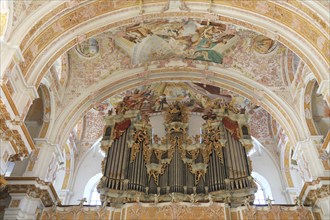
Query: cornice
[
  {"left": 299, "top": 177, "right": 330, "bottom": 206},
  {"left": 4, "top": 176, "right": 60, "bottom": 206}
]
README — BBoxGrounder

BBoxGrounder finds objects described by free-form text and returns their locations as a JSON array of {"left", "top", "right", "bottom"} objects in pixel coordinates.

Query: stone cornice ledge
[
  {"left": 4, "top": 177, "right": 60, "bottom": 207},
  {"left": 299, "top": 177, "right": 330, "bottom": 206}
]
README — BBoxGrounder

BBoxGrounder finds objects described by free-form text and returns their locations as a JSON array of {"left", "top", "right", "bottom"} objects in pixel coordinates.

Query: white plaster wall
[
  {"left": 149, "top": 113, "right": 204, "bottom": 140},
  {"left": 149, "top": 114, "right": 165, "bottom": 138},
  {"left": 67, "top": 142, "right": 103, "bottom": 205},
  {"left": 188, "top": 114, "right": 204, "bottom": 137},
  {"left": 290, "top": 166, "right": 304, "bottom": 190},
  {"left": 251, "top": 143, "right": 289, "bottom": 204}
]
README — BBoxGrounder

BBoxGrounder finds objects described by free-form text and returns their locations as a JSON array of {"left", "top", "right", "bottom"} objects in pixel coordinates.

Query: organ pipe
[{"left": 98, "top": 97, "right": 257, "bottom": 207}]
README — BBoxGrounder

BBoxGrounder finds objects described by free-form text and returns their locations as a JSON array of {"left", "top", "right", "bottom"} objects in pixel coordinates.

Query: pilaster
[
  {"left": 23, "top": 139, "right": 62, "bottom": 182},
  {"left": 293, "top": 136, "right": 325, "bottom": 182},
  {"left": 56, "top": 189, "right": 71, "bottom": 205},
  {"left": 0, "top": 39, "right": 24, "bottom": 79},
  {"left": 4, "top": 64, "right": 38, "bottom": 118}
]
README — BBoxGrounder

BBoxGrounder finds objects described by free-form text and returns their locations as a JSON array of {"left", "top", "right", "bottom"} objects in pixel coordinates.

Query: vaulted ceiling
[{"left": 1, "top": 0, "right": 329, "bottom": 190}]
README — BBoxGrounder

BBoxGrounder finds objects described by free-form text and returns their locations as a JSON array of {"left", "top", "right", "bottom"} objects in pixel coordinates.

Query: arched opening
[
  {"left": 24, "top": 87, "right": 44, "bottom": 139},
  {"left": 83, "top": 173, "right": 102, "bottom": 205},
  {"left": 250, "top": 138, "right": 288, "bottom": 203},
  {"left": 252, "top": 172, "right": 273, "bottom": 205},
  {"left": 67, "top": 139, "right": 104, "bottom": 205},
  {"left": 24, "top": 85, "right": 51, "bottom": 139}
]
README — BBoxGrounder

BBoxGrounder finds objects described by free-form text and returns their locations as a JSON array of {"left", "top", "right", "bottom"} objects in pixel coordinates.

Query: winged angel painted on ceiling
[{"left": 114, "top": 20, "right": 239, "bottom": 64}]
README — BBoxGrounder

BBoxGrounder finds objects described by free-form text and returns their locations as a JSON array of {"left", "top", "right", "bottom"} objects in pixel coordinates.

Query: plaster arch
[
  {"left": 301, "top": 76, "right": 319, "bottom": 136},
  {"left": 251, "top": 171, "right": 273, "bottom": 201},
  {"left": 5, "top": 0, "right": 63, "bottom": 44},
  {"left": 52, "top": 143, "right": 69, "bottom": 191},
  {"left": 7, "top": 1, "right": 328, "bottom": 49},
  {"left": 50, "top": 68, "right": 307, "bottom": 148},
  {"left": 307, "top": 80, "right": 330, "bottom": 137},
  {"left": 45, "top": 68, "right": 309, "bottom": 180},
  {"left": 23, "top": 83, "right": 53, "bottom": 139},
  {"left": 82, "top": 173, "right": 103, "bottom": 205},
  {"left": 12, "top": 2, "right": 327, "bottom": 89},
  {"left": 38, "top": 79, "right": 56, "bottom": 140}
]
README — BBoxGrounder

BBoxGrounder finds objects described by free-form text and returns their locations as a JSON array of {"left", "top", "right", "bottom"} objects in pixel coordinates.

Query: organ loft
[{"left": 98, "top": 89, "right": 257, "bottom": 207}]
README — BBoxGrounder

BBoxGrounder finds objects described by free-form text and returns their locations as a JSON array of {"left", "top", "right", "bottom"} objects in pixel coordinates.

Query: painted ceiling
[
  {"left": 65, "top": 19, "right": 291, "bottom": 104},
  {"left": 62, "top": 19, "right": 293, "bottom": 162},
  {"left": 115, "top": 20, "right": 278, "bottom": 64}
]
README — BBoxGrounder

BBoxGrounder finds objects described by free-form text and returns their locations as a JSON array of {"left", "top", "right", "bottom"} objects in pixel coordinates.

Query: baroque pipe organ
[{"left": 98, "top": 95, "right": 257, "bottom": 207}]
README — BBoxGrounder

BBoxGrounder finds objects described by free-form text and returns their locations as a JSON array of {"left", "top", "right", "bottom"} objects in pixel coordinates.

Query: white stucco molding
[
  {"left": 298, "top": 1, "right": 330, "bottom": 29},
  {"left": 40, "top": 78, "right": 56, "bottom": 139},
  {"left": 23, "top": 138, "right": 63, "bottom": 181},
  {"left": 0, "top": 39, "right": 24, "bottom": 79},
  {"left": 293, "top": 136, "right": 325, "bottom": 181},
  {"left": 5, "top": 1, "right": 63, "bottom": 46}
]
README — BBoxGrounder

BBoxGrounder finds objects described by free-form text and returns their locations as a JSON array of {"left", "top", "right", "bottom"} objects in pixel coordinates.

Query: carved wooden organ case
[{"left": 98, "top": 102, "right": 256, "bottom": 206}]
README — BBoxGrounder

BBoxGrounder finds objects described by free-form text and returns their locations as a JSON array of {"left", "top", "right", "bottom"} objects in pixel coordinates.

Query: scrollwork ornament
[
  {"left": 131, "top": 127, "right": 150, "bottom": 162},
  {"left": 154, "top": 149, "right": 164, "bottom": 161},
  {"left": 195, "top": 170, "right": 205, "bottom": 185},
  {"left": 143, "top": 144, "right": 152, "bottom": 164},
  {"left": 188, "top": 149, "right": 199, "bottom": 160}
]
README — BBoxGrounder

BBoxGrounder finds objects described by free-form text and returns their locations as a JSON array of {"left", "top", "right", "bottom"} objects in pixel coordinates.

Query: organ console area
[{"left": 98, "top": 88, "right": 257, "bottom": 207}]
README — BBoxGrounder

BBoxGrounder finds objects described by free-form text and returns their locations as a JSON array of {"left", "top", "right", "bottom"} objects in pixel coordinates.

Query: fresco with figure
[
  {"left": 65, "top": 19, "right": 283, "bottom": 106},
  {"left": 106, "top": 82, "right": 258, "bottom": 114},
  {"left": 116, "top": 20, "right": 240, "bottom": 64}
]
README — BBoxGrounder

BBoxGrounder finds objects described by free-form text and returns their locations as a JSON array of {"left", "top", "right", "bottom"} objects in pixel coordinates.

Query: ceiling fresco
[
  {"left": 115, "top": 20, "right": 278, "bottom": 64},
  {"left": 64, "top": 19, "right": 288, "bottom": 104},
  {"left": 58, "top": 18, "right": 302, "bottom": 164},
  {"left": 119, "top": 20, "right": 239, "bottom": 64}
]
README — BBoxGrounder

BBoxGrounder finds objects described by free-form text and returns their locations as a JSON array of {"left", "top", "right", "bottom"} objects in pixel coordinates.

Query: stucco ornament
[{"left": 76, "top": 38, "right": 99, "bottom": 58}]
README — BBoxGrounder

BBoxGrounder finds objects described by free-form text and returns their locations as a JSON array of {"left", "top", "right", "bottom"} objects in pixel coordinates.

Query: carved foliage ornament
[
  {"left": 165, "top": 102, "right": 188, "bottom": 123},
  {"left": 130, "top": 126, "right": 150, "bottom": 162},
  {"left": 202, "top": 121, "right": 224, "bottom": 164}
]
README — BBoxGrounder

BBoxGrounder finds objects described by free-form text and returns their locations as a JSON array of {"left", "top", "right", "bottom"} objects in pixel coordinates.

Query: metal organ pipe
[
  {"left": 117, "top": 130, "right": 126, "bottom": 189},
  {"left": 99, "top": 107, "right": 256, "bottom": 206}
]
